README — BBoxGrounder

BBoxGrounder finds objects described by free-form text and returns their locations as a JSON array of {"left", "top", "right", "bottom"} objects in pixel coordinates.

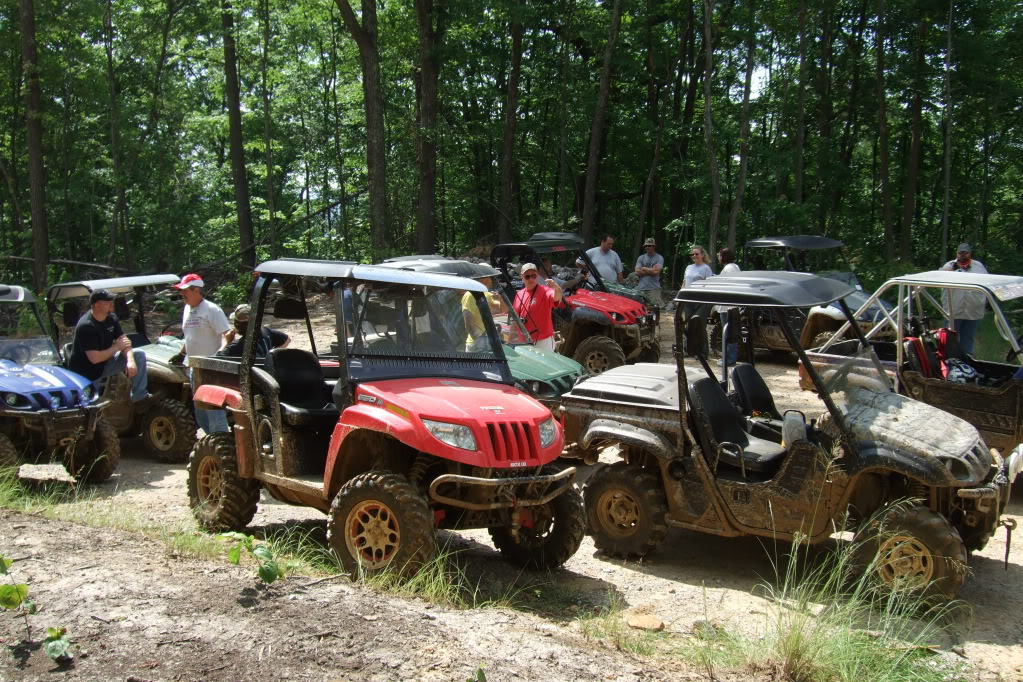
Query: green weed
[{"left": 577, "top": 591, "right": 666, "bottom": 657}]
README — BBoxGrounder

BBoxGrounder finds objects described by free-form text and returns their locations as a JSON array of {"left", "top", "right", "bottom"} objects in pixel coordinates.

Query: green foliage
[
  {"left": 219, "top": 532, "right": 283, "bottom": 584},
  {"left": 42, "top": 626, "right": 74, "bottom": 663},
  {"left": 0, "top": 581, "right": 29, "bottom": 609}
]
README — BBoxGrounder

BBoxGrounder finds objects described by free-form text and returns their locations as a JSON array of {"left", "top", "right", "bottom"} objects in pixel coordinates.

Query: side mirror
[
  {"left": 114, "top": 296, "right": 131, "bottom": 320},
  {"left": 271, "top": 297, "right": 308, "bottom": 320}
]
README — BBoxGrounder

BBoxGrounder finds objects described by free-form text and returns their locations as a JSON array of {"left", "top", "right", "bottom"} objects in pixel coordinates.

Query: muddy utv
[
  {"left": 45, "top": 275, "right": 197, "bottom": 463},
  {"left": 804, "top": 270, "right": 1023, "bottom": 462},
  {"left": 0, "top": 284, "right": 119, "bottom": 482},
  {"left": 561, "top": 271, "right": 1017, "bottom": 599},
  {"left": 375, "top": 257, "right": 586, "bottom": 409},
  {"left": 187, "top": 259, "right": 584, "bottom": 576},
  {"left": 491, "top": 232, "right": 659, "bottom": 374}
]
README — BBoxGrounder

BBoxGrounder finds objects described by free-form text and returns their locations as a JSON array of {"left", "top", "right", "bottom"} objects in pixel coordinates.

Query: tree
[
  {"left": 702, "top": 0, "right": 721, "bottom": 261},
  {"left": 497, "top": 0, "right": 523, "bottom": 243},
  {"left": 221, "top": 0, "right": 255, "bottom": 268},
  {"left": 20, "top": 0, "right": 47, "bottom": 291},
  {"left": 415, "top": 0, "right": 443, "bottom": 252}
]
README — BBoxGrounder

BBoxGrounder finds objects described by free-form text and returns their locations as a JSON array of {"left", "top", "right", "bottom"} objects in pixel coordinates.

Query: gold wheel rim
[
  {"left": 345, "top": 500, "right": 400, "bottom": 570},
  {"left": 596, "top": 488, "right": 640, "bottom": 538},
  {"left": 876, "top": 533, "right": 935, "bottom": 587},
  {"left": 196, "top": 456, "right": 224, "bottom": 510},
  {"left": 148, "top": 415, "right": 176, "bottom": 450}
]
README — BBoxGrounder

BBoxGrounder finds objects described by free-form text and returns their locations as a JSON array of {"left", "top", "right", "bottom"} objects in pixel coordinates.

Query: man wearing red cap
[{"left": 171, "top": 274, "right": 232, "bottom": 434}]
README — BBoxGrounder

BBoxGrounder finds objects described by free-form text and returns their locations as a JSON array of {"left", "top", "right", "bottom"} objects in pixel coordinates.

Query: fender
[
  {"left": 193, "top": 384, "right": 243, "bottom": 410},
  {"left": 326, "top": 403, "right": 420, "bottom": 462},
  {"left": 146, "top": 363, "right": 189, "bottom": 385},
  {"left": 580, "top": 418, "right": 676, "bottom": 461},
  {"left": 845, "top": 440, "right": 957, "bottom": 487}
]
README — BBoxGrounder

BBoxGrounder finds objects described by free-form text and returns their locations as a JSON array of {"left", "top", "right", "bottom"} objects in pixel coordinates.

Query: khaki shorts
[{"left": 641, "top": 288, "right": 664, "bottom": 307}]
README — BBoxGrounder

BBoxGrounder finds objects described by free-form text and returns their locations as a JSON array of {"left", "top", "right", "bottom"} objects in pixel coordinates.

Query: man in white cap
[
  {"left": 634, "top": 237, "right": 664, "bottom": 306},
  {"left": 513, "top": 263, "right": 563, "bottom": 351},
  {"left": 940, "top": 243, "right": 988, "bottom": 355},
  {"left": 170, "top": 273, "right": 232, "bottom": 434}
]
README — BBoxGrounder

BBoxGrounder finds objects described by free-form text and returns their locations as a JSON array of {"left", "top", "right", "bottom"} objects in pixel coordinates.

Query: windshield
[
  {"left": 347, "top": 282, "right": 500, "bottom": 358},
  {"left": 489, "top": 287, "right": 532, "bottom": 346},
  {"left": 819, "top": 345, "right": 893, "bottom": 414},
  {"left": 0, "top": 303, "right": 60, "bottom": 366}
]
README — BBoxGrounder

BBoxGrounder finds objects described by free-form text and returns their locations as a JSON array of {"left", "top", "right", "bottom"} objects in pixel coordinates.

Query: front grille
[{"left": 485, "top": 421, "right": 539, "bottom": 462}]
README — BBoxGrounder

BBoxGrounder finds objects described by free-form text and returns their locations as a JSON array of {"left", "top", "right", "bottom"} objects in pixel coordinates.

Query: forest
[{"left": 1, "top": 0, "right": 1021, "bottom": 295}]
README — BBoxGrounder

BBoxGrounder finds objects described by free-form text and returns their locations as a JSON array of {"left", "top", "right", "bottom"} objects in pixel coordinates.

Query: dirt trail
[{"left": 2, "top": 315, "right": 1022, "bottom": 680}]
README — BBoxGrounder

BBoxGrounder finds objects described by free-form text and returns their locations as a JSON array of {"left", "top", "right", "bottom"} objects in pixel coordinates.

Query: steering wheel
[{"left": 1, "top": 344, "right": 33, "bottom": 366}]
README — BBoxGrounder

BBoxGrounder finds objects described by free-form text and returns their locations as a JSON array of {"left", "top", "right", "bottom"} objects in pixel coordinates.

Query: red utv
[{"left": 186, "top": 259, "right": 584, "bottom": 576}]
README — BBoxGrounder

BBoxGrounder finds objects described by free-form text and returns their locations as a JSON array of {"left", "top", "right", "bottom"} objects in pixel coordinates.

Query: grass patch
[
  {"left": 577, "top": 591, "right": 668, "bottom": 656},
  {"left": 676, "top": 530, "right": 970, "bottom": 682}
]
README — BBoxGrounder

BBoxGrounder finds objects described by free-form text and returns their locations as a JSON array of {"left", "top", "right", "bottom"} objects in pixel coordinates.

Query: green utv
[{"left": 561, "top": 271, "right": 1016, "bottom": 600}]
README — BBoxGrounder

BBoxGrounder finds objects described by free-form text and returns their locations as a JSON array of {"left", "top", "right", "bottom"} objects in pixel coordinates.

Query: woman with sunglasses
[
  {"left": 680, "top": 245, "right": 715, "bottom": 323},
  {"left": 513, "top": 262, "right": 564, "bottom": 351}
]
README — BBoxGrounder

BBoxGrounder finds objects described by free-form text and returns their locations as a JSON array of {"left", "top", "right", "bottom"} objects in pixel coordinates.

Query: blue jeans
[
  {"left": 190, "top": 373, "right": 229, "bottom": 435},
  {"left": 97, "top": 349, "right": 148, "bottom": 401},
  {"left": 951, "top": 318, "right": 980, "bottom": 356}
]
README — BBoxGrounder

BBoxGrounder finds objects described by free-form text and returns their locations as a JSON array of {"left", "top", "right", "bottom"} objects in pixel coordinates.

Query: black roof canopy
[
  {"left": 744, "top": 235, "right": 844, "bottom": 250},
  {"left": 674, "top": 271, "right": 855, "bottom": 308}
]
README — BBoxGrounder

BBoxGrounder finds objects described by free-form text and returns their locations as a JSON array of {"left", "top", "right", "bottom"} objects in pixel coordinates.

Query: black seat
[
  {"left": 689, "top": 376, "right": 786, "bottom": 475},
  {"left": 265, "top": 348, "right": 339, "bottom": 425},
  {"left": 730, "top": 363, "right": 781, "bottom": 419}
]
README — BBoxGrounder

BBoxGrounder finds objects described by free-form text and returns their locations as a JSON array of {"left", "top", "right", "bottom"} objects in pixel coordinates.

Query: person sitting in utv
[{"left": 216, "top": 304, "right": 290, "bottom": 358}]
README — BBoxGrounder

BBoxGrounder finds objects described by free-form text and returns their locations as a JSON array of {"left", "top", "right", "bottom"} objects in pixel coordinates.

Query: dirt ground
[{"left": 2, "top": 314, "right": 1022, "bottom": 681}]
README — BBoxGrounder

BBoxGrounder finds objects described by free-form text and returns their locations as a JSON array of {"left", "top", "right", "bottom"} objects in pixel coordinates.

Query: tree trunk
[
  {"left": 498, "top": 3, "right": 523, "bottom": 243},
  {"left": 104, "top": 0, "right": 132, "bottom": 268},
  {"left": 727, "top": 13, "right": 755, "bottom": 251},
  {"left": 940, "top": 0, "right": 953, "bottom": 262},
  {"left": 335, "top": 0, "right": 388, "bottom": 253},
  {"left": 702, "top": 0, "right": 721, "bottom": 263},
  {"left": 580, "top": 0, "right": 624, "bottom": 243},
  {"left": 21, "top": 0, "right": 47, "bottom": 291},
  {"left": 875, "top": 0, "right": 895, "bottom": 262},
  {"left": 898, "top": 17, "right": 928, "bottom": 261},
  {"left": 793, "top": 0, "right": 808, "bottom": 210},
  {"left": 416, "top": 0, "right": 442, "bottom": 252},
  {"left": 221, "top": 0, "right": 256, "bottom": 268},
  {"left": 828, "top": 0, "right": 868, "bottom": 226},
  {"left": 259, "top": 0, "right": 278, "bottom": 259}
]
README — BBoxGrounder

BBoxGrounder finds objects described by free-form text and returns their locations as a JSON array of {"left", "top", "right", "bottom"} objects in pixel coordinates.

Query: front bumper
[
  {"left": 955, "top": 447, "right": 1020, "bottom": 514},
  {"left": 2, "top": 400, "right": 108, "bottom": 448},
  {"left": 428, "top": 466, "right": 576, "bottom": 511}
]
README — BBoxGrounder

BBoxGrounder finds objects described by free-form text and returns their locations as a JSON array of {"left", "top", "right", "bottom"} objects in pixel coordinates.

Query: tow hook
[{"left": 1002, "top": 518, "right": 1017, "bottom": 571}]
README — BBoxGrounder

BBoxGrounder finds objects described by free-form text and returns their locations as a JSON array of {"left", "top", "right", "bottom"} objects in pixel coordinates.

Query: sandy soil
[{"left": 2, "top": 315, "right": 1022, "bottom": 681}]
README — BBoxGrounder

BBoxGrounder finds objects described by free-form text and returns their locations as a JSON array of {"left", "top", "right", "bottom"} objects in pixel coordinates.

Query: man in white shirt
[
  {"left": 940, "top": 242, "right": 989, "bottom": 355},
  {"left": 171, "top": 273, "right": 232, "bottom": 434},
  {"left": 584, "top": 234, "right": 624, "bottom": 286}
]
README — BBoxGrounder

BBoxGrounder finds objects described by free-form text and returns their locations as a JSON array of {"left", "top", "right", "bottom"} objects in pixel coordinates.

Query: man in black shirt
[
  {"left": 216, "top": 304, "right": 290, "bottom": 358},
  {"left": 69, "top": 289, "right": 152, "bottom": 405}
]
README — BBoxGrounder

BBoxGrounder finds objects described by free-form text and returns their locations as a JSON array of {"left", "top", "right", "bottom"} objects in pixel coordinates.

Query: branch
[{"left": 3, "top": 255, "right": 130, "bottom": 272}]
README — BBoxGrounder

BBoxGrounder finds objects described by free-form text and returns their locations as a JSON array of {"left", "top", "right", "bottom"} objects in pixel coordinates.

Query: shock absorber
[
  {"left": 907, "top": 481, "right": 928, "bottom": 505},
  {"left": 408, "top": 453, "right": 429, "bottom": 486}
]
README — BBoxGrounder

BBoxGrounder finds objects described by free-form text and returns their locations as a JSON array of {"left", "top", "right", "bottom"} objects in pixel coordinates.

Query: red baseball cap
[{"left": 174, "top": 273, "right": 205, "bottom": 289}]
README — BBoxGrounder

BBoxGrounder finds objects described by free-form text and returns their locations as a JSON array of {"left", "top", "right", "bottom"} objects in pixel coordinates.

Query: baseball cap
[
  {"left": 174, "top": 273, "right": 205, "bottom": 290},
  {"left": 89, "top": 289, "right": 115, "bottom": 305},
  {"left": 957, "top": 243, "right": 971, "bottom": 253},
  {"left": 520, "top": 263, "right": 538, "bottom": 275},
  {"left": 644, "top": 238, "right": 656, "bottom": 247},
  {"left": 230, "top": 304, "right": 251, "bottom": 325}
]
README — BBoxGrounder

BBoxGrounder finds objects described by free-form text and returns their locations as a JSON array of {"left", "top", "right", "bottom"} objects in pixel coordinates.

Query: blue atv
[{"left": 0, "top": 284, "right": 119, "bottom": 482}]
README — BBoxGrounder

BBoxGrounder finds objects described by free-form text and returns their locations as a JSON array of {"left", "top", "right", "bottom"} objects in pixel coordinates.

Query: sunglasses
[
  {"left": 523, "top": 273, "right": 538, "bottom": 280},
  {"left": 691, "top": 252, "right": 702, "bottom": 257}
]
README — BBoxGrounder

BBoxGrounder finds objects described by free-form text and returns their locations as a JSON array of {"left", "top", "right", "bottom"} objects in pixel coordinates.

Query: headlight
[
  {"left": 81, "top": 385, "right": 93, "bottom": 401},
  {"left": 539, "top": 417, "right": 557, "bottom": 448},
  {"left": 422, "top": 419, "right": 477, "bottom": 451},
  {"left": 4, "top": 393, "right": 18, "bottom": 406},
  {"left": 49, "top": 396, "right": 61, "bottom": 409}
]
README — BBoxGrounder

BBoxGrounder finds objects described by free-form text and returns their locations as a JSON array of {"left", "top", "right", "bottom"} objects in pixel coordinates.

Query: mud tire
[
  {"left": 489, "top": 475, "right": 585, "bottom": 570},
  {"left": 811, "top": 331, "right": 836, "bottom": 349},
  {"left": 584, "top": 462, "right": 668, "bottom": 558},
  {"left": 0, "top": 433, "right": 19, "bottom": 469},
  {"left": 187, "top": 433, "right": 259, "bottom": 532},
  {"left": 141, "top": 397, "right": 198, "bottom": 463},
  {"left": 66, "top": 416, "right": 121, "bottom": 483},
  {"left": 853, "top": 505, "right": 967, "bottom": 600},
  {"left": 327, "top": 471, "right": 437, "bottom": 578},
  {"left": 707, "top": 323, "right": 723, "bottom": 358},
  {"left": 635, "top": 344, "right": 661, "bottom": 363},
  {"left": 573, "top": 335, "right": 626, "bottom": 374}
]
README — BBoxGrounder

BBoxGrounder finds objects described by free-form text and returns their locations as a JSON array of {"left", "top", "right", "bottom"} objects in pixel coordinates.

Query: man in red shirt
[{"left": 513, "top": 263, "right": 563, "bottom": 351}]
